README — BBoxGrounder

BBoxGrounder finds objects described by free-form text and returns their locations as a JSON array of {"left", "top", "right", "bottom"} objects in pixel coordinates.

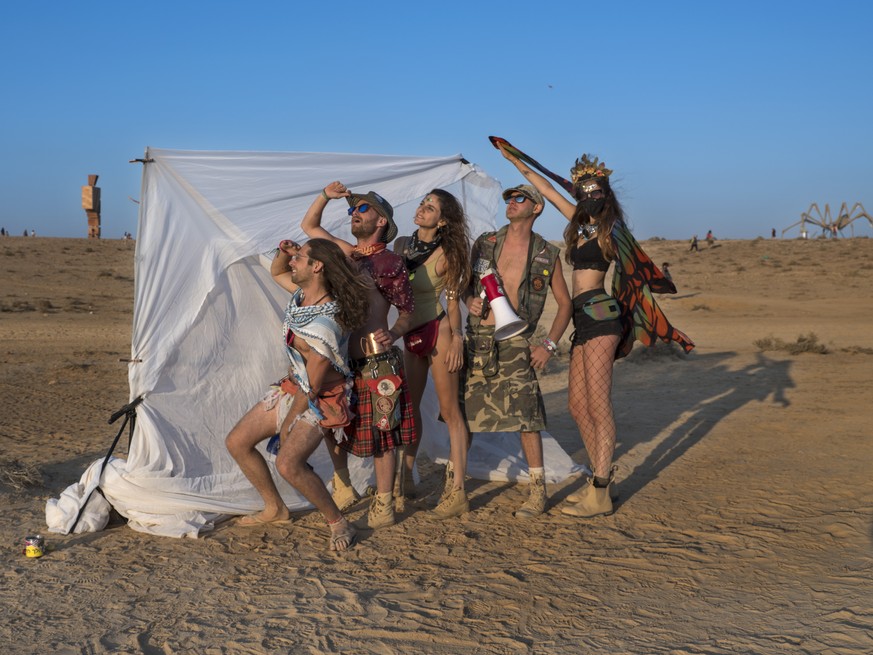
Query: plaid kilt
[{"left": 339, "top": 348, "right": 417, "bottom": 457}]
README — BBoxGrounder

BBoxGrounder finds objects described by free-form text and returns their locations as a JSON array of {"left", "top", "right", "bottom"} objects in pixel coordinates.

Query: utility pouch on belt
[
  {"left": 364, "top": 350, "right": 403, "bottom": 432},
  {"left": 467, "top": 330, "right": 498, "bottom": 377},
  {"left": 582, "top": 293, "right": 621, "bottom": 321}
]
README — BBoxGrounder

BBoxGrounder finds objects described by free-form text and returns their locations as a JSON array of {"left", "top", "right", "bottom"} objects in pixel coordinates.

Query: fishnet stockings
[{"left": 568, "top": 334, "right": 619, "bottom": 481}]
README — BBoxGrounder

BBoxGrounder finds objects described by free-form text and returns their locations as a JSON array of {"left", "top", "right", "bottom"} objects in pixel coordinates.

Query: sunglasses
[
  {"left": 505, "top": 195, "right": 530, "bottom": 205},
  {"left": 578, "top": 189, "right": 605, "bottom": 200},
  {"left": 348, "top": 203, "right": 371, "bottom": 216}
]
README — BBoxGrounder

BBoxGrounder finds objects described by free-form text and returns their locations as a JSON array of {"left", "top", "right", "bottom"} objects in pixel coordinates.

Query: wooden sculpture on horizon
[{"left": 82, "top": 174, "right": 101, "bottom": 238}]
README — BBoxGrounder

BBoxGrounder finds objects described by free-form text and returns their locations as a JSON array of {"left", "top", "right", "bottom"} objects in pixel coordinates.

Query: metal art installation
[{"left": 782, "top": 202, "right": 872, "bottom": 238}]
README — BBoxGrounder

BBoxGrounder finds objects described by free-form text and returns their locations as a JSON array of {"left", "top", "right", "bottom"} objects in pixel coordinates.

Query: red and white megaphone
[{"left": 480, "top": 269, "right": 528, "bottom": 340}]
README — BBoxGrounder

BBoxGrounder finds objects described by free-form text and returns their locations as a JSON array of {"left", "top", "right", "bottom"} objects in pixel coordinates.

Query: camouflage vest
[{"left": 469, "top": 227, "right": 560, "bottom": 337}]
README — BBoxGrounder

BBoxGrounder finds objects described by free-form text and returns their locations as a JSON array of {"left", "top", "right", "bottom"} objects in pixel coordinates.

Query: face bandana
[
  {"left": 580, "top": 198, "right": 605, "bottom": 216},
  {"left": 577, "top": 179, "right": 605, "bottom": 216}
]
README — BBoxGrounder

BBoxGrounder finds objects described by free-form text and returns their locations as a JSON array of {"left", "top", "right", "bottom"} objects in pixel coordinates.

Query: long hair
[
  {"left": 306, "top": 238, "right": 371, "bottom": 332},
  {"left": 563, "top": 178, "right": 625, "bottom": 262},
  {"left": 427, "top": 188, "right": 471, "bottom": 293}
]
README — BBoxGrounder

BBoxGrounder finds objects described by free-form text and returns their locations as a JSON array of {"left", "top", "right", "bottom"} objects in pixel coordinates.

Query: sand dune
[{"left": 2, "top": 236, "right": 871, "bottom": 654}]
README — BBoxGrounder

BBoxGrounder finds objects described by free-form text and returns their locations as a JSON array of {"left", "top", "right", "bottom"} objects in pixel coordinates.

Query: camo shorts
[{"left": 461, "top": 326, "right": 546, "bottom": 433}]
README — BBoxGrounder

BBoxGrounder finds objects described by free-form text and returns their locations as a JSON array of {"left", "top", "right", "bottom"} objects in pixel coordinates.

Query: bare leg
[
  {"left": 225, "top": 402, "right": 290, "bottom": 522},
  {"left": 520, "top": 430, "right": 544, "bottom": 469},
  {"left": 400, "top": 348, "right": 429, "bottom": 480},
  {"left": 429, "top": 325, "right": 469, "bottom": 489},
  {"left": 275, "top": 418, "right": 356, "bottom": 550},
  {"left": 373, "top": 449, "right": 396, "bottom": 495},
  {"left": 275, "top": 420, "right": 342, "bottom": 522},
  {"left": 323, "top": 435, "right": 350, "bottom": 473}
]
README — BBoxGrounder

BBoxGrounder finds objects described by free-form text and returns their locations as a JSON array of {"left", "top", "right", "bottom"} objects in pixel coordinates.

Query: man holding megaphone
[{"left": 462, "top": 184, "right": 572, "bottom": 519}]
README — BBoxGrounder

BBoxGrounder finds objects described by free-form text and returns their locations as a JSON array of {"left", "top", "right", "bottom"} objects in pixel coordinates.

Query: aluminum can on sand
[{"left": 24, "top": 535, "right": 45, "bottom": 558}]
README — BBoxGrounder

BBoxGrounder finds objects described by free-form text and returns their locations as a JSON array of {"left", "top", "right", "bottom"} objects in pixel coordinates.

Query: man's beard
[{"left": 351, "top": 221, "right": 378, "bottom": 239}]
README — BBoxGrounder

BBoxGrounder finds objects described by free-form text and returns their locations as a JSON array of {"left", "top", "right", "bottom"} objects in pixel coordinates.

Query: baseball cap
[{"left": 502, "top": 184, "right": 544, "bottom": 207}]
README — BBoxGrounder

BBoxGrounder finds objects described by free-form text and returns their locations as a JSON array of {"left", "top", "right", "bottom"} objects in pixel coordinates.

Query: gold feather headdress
[{"left": 570, "top": 154, "right": 613, "bottom": 184}]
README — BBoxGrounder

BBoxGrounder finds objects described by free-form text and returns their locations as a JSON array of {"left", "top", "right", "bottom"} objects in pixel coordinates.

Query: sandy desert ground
[{"left": 1, "top": 235, "right": 871, "bottom": 654}]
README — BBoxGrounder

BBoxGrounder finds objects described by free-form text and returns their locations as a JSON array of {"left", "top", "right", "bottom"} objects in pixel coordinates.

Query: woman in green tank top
[{"left": 394, "top": 189, "right": 473, "bottom": 519}]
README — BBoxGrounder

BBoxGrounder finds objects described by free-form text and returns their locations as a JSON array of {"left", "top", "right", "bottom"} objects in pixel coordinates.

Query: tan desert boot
[
  {"left": 355, "top": 491, "right": 395, "bottom": 530},
  {"left": 567, "top": 466, "right": 618, "bottom": 503},
  {"left": 431, "top": 486, "right": 469, "bottom": 520},
  {"left": 331, "top": 468, "right": 360, "bottom": 512},
  {"left": 514, "top": 471, "right": 547, "bottom": 519},
  {"left": 438, "top": 460, "right": 455, "bottom": 503},
  {"left": 562, "top": 478, "right": 614, "bottom": 518}
]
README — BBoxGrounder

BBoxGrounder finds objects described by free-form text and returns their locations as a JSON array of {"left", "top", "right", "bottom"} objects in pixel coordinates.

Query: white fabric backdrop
[{"left": 46, "top": 148, "right": 581, "bottom": 538}]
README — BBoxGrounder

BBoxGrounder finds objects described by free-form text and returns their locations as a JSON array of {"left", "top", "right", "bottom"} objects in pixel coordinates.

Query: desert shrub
[
  {"left": 754, "top": 332, "right": 829, "bottom": 354},
  {"left": 0, "top": 300, "right": 36, "bottom": 312},
  {"left": 840, "top": 346, "right": 873, "bottom": 355},
  {"left": 691, "top": 304, "right": 711, "bottom": 312},
  {"left": 66, "top": 298, "right": 92, "bottom": 312},
  {"left": 0, "top": 458, "right": 42, "bottom": 491}
]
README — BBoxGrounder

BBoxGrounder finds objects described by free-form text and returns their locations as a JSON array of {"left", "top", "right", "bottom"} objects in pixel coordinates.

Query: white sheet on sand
[{"left": 45, "top": 148, "right": 582, "bottom": 538}]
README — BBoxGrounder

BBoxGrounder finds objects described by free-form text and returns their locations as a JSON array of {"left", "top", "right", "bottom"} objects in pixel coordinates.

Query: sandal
[{"left": 329, "top": 519, "right": 357, "bottom": 552}]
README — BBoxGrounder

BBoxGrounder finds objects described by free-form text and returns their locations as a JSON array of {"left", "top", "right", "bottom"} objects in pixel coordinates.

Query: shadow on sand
[{"left": 543, "top": 349, "right": 794, "bottom": 505}]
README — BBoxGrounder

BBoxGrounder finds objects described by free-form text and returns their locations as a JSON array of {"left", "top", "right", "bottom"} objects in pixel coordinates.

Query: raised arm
[
  {"left": 498, "top": 143, "right": 577, "bottom": 221},
  {"left": 301, "top": 181, "right": 355, "bottom": 255},
  {"left": 271, "top": 239, "right": 301, "bottom": 293}
]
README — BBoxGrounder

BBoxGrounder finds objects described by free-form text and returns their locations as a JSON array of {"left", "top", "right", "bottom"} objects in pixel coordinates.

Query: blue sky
[{"left": 1, "top": 1, "right": 871, "bottom": 241}]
